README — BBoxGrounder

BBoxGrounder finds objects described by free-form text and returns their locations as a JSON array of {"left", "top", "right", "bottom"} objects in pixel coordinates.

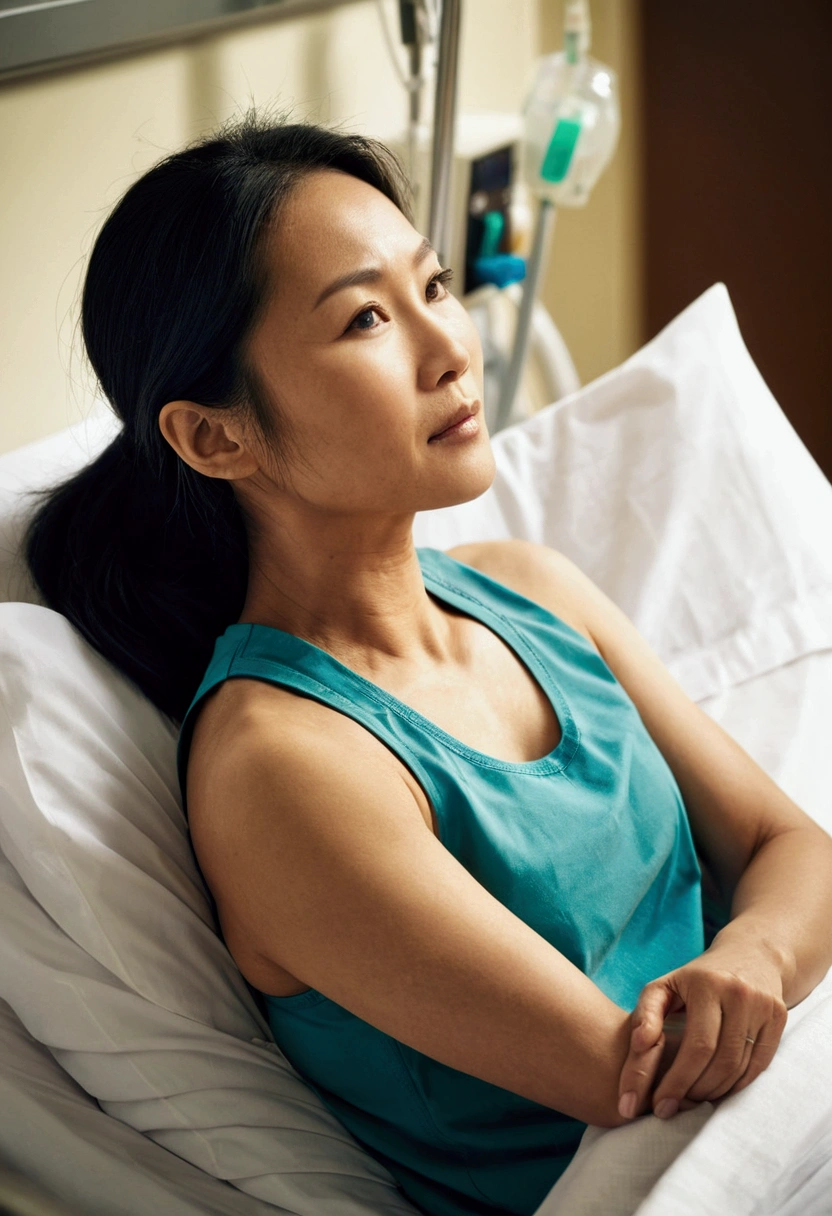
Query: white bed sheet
[
  {"left": 537, "top": 648, "right": 832, "bottom": 1216},
  {"left": 635, "top": 973, "right": 832, "bottom": 1216},
  {"left": 0, "top": 999, "right": 279, "bottom": 1216},
  {"left": 633, "top": 649, "right": 832, "bottom": 1216}
]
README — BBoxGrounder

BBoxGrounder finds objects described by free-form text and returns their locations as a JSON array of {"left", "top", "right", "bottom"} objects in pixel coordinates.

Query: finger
[
  {"left": 652, "top": 989, "right": 722, "bottom": 1116},
  {"left": 685, "top": 1002, "right": 756, "bottom": 1102},
  {"left": 716, "top": 1039, "right": 776, "bottom": 1100},
  {"left": 617, "top": 1035, "right": 665, "bottom": 1120},
  {"left": 718, "top": 1005, "right": 788, "bottom": 1100},
  {"left": 618, "top": 983, "right": 674, "bottom": 1120},
  {"left": 691, "top": 1028, "right": 755, "bottom": 1102},
  {"left": 630, "top": 982, "right": 675, "bottom": 1054}
]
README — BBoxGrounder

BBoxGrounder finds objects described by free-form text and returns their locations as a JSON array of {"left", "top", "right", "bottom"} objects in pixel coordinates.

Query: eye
[
  {"left": 344, "top": 267, "right": 455, "bottom": 336},
  {"left": 349, "top": 306, "right": 382, "bottom": 332},
  {"left": 426, "top": 267, "right": 454, "bottom": 301}
]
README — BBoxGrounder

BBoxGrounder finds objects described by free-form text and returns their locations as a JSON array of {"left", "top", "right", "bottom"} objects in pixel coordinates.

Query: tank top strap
[
  {"left": 416, "top": 545, "right": 588, "bottom": 653},
  {"left": 175, "top": 620, "right": 445, "bottom": 816}
]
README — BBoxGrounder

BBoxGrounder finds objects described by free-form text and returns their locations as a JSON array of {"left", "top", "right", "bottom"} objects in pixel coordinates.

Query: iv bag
[{"left": 521, "top": 52, "right": 620, "bottom": 207}]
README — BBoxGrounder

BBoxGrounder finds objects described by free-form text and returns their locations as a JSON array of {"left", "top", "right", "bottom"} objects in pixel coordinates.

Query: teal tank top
[{"left": 177, "top": 547, "right": 705, "bottom": 1216}]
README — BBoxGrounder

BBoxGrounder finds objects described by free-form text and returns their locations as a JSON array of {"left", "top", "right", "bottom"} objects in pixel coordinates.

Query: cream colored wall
[{"left": 0, "top": 0, "right": 639, "bottom": 455}]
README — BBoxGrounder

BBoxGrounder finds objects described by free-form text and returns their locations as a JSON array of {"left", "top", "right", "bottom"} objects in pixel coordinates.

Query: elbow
[
  {"left": 571, "top": 1017, "right": 636, "bottom": 1128},
  {"left": 580, "top": 1094, "right": 632, "bottom": 1129},
  {"left": 565, "top": 1060, "right": 634, "bottom": 1129}
]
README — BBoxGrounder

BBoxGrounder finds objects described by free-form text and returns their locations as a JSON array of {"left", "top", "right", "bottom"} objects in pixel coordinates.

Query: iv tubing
[
  {"left": 493, "top": 197, "right": 557, "bottom": 432},
  {"left": 428, "top": 0, "right": 462, "bottom": 264}
]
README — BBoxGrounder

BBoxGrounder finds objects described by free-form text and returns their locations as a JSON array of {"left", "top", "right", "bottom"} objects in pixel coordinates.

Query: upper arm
[
  {"left": 187, "top": 698, "right": 631, "bottom": 1127},
  {"left": 454, "top": 539, "right": 825, "bottom": 903}
]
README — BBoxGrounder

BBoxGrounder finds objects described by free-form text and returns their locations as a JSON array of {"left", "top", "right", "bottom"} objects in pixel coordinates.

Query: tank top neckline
[{"left": 222, "top": 547, "right": 580, "bottom": 776}]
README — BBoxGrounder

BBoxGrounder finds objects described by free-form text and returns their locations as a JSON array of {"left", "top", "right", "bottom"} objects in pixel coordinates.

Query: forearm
[
  {"left": 711, "top": 823, "right": 832, "bottom": 1007},
  {"left": 617, "top": 823, "right": 832, "bottom": 1118}
]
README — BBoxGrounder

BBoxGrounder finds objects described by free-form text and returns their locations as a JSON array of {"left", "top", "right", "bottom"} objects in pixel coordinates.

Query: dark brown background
[{"left": 641, "top": 0, "right": 832, "bottom": 478}]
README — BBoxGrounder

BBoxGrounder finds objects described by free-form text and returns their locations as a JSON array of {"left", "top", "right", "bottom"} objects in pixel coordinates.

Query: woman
[{"left": 25, "top": 117, "right": 832, "bottom": 1216}]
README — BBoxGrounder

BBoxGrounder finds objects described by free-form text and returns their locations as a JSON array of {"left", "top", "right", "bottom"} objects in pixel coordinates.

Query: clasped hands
[{"left": 616, "top": 939, "right": 789, "bottom": 1122}]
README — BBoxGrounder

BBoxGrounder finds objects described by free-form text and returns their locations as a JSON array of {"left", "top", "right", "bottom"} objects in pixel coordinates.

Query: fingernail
[
  {"left": 655, "top": 1098, "right": 679, "bottom": 1119},
  {"left": 618, "top": 1091, "right": 637, "bottom": 1120}
]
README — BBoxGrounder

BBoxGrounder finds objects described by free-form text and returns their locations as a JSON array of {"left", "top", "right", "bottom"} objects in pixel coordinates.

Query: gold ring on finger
[{"left": 745, "top": 1036, "right": 756, "bottom": 1045}]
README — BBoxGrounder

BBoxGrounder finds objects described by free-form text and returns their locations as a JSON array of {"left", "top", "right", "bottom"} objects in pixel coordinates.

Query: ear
[{"left": 158, "top": 400, "right": 260, "bottom": 479}]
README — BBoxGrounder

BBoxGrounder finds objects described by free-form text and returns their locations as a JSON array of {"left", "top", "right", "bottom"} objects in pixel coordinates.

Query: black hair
[{"left": 24, "top": 114, "right": 412, "bottom": 725}]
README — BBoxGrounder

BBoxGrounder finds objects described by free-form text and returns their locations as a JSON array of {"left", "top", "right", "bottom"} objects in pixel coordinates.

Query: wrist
[{"left": 708, "top": 917, "right": 795, "bottom": 1001}]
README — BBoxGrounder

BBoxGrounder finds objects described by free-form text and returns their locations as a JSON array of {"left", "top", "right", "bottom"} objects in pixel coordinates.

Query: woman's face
[{"left": 243, "top": 167, "right": 495, "bottom": 517}]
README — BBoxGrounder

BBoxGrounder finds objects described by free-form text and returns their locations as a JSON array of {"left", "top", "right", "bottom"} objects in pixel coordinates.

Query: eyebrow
[{"left": 312, "top": 236, "right": 436, "bottom": 311}]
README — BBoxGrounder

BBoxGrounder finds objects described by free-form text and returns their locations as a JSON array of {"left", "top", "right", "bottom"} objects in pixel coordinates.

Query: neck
[{"left": 238, "top": 509, "right": 454, "bottom": 676}]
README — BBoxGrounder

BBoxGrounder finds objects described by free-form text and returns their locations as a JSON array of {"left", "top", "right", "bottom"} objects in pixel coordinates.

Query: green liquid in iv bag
[{"left": 541, "top": 117, "right": 582, "bottom": 184}]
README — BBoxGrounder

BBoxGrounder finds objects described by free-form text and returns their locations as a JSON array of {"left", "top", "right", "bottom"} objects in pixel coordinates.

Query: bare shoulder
[
  {"left": 444, "top": 538, "right": 597, "bottom": 644},
  {"left": 186, "top": 676, "right": 434, "bottom": 846},
  {"left": 188, "top": 676, "right": 324, "bottom": 791}
]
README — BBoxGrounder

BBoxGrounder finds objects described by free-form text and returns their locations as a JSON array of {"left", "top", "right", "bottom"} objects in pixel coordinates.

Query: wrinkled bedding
[{"left": 536, "top": 648, "right": 832, "bottom": 1216}]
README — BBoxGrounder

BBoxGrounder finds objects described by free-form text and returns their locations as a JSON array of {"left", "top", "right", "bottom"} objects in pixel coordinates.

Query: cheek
[
  {"left": 297, "top": 351, "right": 414, "bottom": 464},
  {"left": 318, "top": 340, "right": 414, "bottom": 423},
  {"left": 259, "top": 342, "right": 397, "bottom": 436}
]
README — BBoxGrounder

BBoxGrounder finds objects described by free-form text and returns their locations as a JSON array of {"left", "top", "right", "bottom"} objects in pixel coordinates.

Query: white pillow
[
  {"left": 0, "top": 602, "right": 418, "bottom": 1215},
  {"left": 0, "top": 404, "right": 120, "bottom": 606},
  {"left": 0, "top": 996, "right": 279, "bottom": 1216}
]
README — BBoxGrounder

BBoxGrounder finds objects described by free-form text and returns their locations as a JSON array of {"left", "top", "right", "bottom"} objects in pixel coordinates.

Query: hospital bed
[{"left": 1, "top": 283, "right": 831, "bottom": 1216}]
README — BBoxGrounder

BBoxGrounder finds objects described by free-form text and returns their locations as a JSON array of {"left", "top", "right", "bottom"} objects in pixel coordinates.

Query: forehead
[{"left": 268, "top": 168, "right": 416, "bottom": 296}]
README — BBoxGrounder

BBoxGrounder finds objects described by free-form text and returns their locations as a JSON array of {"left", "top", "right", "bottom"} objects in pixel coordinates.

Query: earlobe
[{"left": 157, "top": 400, "right": 258, "bottom": 479}]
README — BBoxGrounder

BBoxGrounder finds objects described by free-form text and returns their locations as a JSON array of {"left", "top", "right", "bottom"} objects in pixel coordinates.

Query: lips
[{"left": 428, "top": 400, "right": 480, "bottom": 442}]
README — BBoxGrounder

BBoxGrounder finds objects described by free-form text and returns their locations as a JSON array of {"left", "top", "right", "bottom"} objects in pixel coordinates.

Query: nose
[{"left": 415, "top": 308, "right": 473, "bottom": 392}]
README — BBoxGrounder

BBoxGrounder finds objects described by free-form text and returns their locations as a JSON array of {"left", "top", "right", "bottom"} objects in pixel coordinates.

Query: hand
[{"left": 616, "top": 942, "right": 788, "bottom": 1121}]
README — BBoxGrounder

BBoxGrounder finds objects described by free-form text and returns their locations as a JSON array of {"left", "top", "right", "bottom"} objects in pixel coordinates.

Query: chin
[{"left": 419, "top": 444, "right": 497, "bottom": 512}]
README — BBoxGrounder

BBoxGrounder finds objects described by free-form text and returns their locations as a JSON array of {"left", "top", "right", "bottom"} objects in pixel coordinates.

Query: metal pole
[
  {"left": 427, "top": 0, "right": 462, "bottom": 264},
  {"left": 493, "top": 197, "right": 557, "bottom": 433}
]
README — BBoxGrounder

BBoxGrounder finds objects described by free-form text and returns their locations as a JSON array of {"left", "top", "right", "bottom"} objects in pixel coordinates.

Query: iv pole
[
  {"left": 492, "top": 198, "right": 557, "bottom": 432},
  {"left": 425, "top": 0, "right": 547, "bottom": 436},
  {"left": 427, "top": 0, "right": 461, "bottom": 266}
]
